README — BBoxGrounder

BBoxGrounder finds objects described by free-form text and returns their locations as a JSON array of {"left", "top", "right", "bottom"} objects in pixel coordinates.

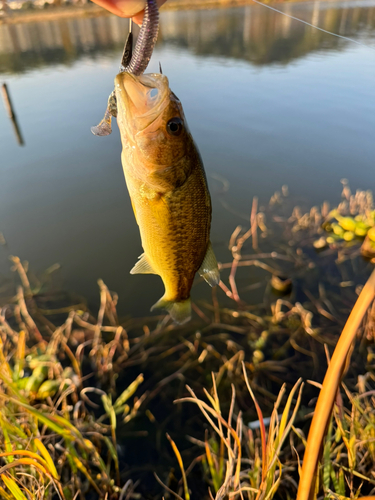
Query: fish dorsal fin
[
  {"left": 198, "top": 242, "right": 220, "bottom": 287},
  {"left": 130, "top": 254, "right": 156, "bottom": 275}
]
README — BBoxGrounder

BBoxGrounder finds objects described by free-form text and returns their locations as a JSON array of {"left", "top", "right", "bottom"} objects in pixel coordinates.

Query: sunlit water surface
[{"left": 0, "top": 0, "right": 374, "bottom": 316}]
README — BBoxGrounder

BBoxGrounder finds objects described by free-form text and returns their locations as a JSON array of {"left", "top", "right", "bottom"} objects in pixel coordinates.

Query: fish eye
[{"left": 167, "top": 117, "right": 183, "bottom": 136}]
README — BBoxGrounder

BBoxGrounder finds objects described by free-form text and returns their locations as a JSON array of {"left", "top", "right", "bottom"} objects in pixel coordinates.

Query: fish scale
[
  {"left": 116, "top": 72, "right": 219, "bottom": 323},
  {"left": 127, "top": 162, "right": 210, "bottom": 300}
]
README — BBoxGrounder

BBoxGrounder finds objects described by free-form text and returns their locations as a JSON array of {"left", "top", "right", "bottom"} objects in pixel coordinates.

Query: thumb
[
  {"left": 91, "top": 0, "right": 166, "bottom": 24},
  {"left": 132, "top": 0, "right": 166, "bottom": 24}
]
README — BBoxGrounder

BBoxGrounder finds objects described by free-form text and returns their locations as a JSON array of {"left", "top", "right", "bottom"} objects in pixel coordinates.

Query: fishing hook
[{"left": 91, "top": 0, "right": 159, "bottom": 136}]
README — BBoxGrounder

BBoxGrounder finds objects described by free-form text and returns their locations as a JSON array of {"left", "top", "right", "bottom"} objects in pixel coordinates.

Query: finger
[
  {"left": 132, "top": 0, "right": 166, "bottom": 25},
  {"left": 91, "top": 0, "right": 166, "bottom": 22},
  {"left": 91, "top": 0, "right": 145, "bottom": 18}
]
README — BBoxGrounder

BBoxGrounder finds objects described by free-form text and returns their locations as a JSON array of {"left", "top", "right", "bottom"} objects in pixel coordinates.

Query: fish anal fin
[
  {"left": 199, "top": 242, "right": 220, "bottom": 287},
  {"left": 151, "top": 296, "right": 191, "bottom": 325},
  {"left": 130, "top": 253, "right": 156, "bottom": 275}
]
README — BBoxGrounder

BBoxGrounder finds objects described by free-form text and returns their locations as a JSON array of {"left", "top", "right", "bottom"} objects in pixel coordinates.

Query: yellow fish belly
[{"left": 124, "top": 158, "right": 213, "bottom": 323}]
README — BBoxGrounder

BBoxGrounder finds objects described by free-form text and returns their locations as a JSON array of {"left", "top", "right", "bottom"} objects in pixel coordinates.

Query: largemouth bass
[{"left": 115, "top": 72, "right": 220, "bottom": 324}]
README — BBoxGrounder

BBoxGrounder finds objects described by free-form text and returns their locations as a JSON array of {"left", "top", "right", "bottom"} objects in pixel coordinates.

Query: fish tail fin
[{"left": 151, "top": 296, "right": 191, "bottom": 325}]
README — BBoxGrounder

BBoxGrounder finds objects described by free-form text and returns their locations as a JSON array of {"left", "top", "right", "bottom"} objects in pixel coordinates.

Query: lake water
[{"left": 0, "top": 0, "right": 374, "bottom": 317}]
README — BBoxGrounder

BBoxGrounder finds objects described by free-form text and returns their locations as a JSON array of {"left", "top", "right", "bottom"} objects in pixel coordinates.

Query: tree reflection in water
[{"left": 0, "top": 1, "right": 374, "bottom": 73}]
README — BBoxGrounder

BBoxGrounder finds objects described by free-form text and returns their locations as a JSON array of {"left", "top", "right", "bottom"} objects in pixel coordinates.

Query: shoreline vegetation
[
  {"left": 1, "top": 0, "right": 322, "bottom": 25},
  {"left": 1, "top": 181, "right": 375, "bottom": 499}
]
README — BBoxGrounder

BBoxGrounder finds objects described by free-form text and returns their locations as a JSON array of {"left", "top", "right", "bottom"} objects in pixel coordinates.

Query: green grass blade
[
  {"left": 34, "top": 438, "right": 59, "bottom": 480},
  {"left": 113, "top": 374, "right": 143, "bottom": 410},
  {"left": 0, "top": 486, "right": 13, "bottom": 500},
  {"left": 102, "top": 437, "right": 119, "bottom": 473},
  {"left": 167, "top": 434, "right": 190, "bottom": 500},
  {"left": 0, "top": 394, "right": 82, "bottom": 442},
  {"left": 1, "top": 475, "right": 28, "bottom": 500}
]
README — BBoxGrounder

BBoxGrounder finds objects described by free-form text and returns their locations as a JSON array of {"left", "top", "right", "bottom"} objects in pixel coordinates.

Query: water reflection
[
  {"left": 160, "top": 0, "right": 375, "bottom": 64},
  {"left": 1, "top": 0, "right": 375, "bottom": 74},
  {"left": 0, "top": 16, "right": 128, "bottom": 73}
]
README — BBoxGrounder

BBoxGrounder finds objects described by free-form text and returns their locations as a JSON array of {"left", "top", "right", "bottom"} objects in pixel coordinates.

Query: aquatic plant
[
  {"left": 169, "top": 370, "right": 303, "bottom": 500},
  {"left": 304, "top": 179, "right": 375, "bottom": 258},
  {"left": 0, "top": 182, "right": 375, "bottom": 499},
  {"left": 0, "top": 260, "right": 144, "bottom": 499}
]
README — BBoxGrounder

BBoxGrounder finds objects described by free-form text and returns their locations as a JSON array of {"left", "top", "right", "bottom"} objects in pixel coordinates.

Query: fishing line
[{"left": 250, "top": 0, "right": 375, "bottom": 51}]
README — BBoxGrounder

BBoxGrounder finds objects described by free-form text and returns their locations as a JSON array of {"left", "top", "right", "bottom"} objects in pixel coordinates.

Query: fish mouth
[{"left": 115, "top": 72, "right": 169, "bottom": 130}]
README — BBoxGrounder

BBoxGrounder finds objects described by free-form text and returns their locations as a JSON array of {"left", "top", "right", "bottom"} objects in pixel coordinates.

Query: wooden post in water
[{"left": 1, "top": 83, "right": 24, "bottom": 146}]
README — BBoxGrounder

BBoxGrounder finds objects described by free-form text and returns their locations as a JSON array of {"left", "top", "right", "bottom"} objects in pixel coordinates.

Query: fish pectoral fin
[
  {"left": 198, "top": 242, "right": 220, "bottom": 287},
  {"left": 91, "top": 91, "right": 117, "bottom": 136},
  {"left": 130, "top": 199, "right": 138, "bottom": 224},
  {"left": 91, "top": 112, "right": 112, "bottom": 136},
  {"left": 130, "top": 254, "right": 156, "bottom": 275},
  {"left": 151, "top": 296, "right": 191, "bottom": 325}
]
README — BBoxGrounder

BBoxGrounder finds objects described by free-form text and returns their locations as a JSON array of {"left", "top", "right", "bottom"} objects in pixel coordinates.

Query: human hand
[{"left": 90, "top": 0, "right": 166, "bottom": 24}]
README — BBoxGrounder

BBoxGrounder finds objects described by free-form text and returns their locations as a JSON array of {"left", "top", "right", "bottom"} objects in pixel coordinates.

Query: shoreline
[{"left": 0, "top": 0, "right": 316, "bottom": 25}]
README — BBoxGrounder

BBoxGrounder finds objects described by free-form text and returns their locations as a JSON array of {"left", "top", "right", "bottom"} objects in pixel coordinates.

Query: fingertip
[{"left": 132, "top": 10, "right": 144, "bottom": 25}]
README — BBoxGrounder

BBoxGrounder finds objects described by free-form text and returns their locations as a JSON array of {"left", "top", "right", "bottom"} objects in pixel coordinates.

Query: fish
[
  {"left": 115, "top": 72, "right": 220, "bottom": 324},
  {"left": 91, "top": 0, "right": 218, "bottom": 323}
]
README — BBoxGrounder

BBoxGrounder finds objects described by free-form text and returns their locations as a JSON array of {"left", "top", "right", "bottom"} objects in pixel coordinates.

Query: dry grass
[{"left": 0, "top": 182, "right": 374, "bottom": 499}]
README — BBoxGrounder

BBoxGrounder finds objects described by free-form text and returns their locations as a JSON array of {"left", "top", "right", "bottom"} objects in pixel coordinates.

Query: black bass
[
  {"left": 92, "top": 0, "right": 219, "bottom": 323},
  {"left": 115, "top": 72, "right": 220, "bottom": 323}
]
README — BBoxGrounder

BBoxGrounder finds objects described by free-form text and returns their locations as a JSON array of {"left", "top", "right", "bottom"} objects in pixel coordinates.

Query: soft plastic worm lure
[{"left": 91, "top": 0, "right": 159, "bottom": 136}]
